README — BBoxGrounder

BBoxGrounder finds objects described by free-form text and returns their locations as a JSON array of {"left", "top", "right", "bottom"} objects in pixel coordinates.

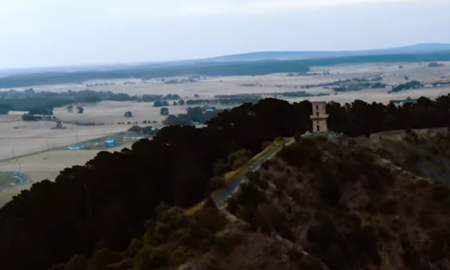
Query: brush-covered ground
[{"left": 53, "top": 129, "right": 450, "bottom": 270}]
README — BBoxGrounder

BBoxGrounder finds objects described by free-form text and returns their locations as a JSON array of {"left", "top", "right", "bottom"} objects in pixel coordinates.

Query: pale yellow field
[
  {"left": 2, "top": 61, "right": 449, "bottom": 102},
  {"left": 53, "top": 101, "right": 233, "bottom": 125},
  {"left": 0, "top": 114, "right": 128, "bottom": 162},
  {"left": 0, "top": 143, "right": 133, "bottom": 207}
]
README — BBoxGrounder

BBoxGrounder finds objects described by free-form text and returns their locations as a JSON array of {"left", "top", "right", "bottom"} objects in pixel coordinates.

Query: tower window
[
  {"left": 316, "top": 105, "right": 319, "bottom": 111},
  {"left": 317, "top": 125, "right": 320, "bottom": 131}
]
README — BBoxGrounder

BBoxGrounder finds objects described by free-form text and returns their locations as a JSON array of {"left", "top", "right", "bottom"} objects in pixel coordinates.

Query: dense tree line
[
  {"left": 391, "top": 81, "right": 423, "bottom": 92},
  {"left": 0, "top": 90, "right": 180, "bottom": 112},
  {"left": 2, "top": 96, "right": 450, "bottom": 270},
  {"left": 163, "top": 107, "right": 221, "bottom": 126}
]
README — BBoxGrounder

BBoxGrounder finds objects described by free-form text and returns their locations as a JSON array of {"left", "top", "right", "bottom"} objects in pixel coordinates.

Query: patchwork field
[{"left": 1, "top": 61, "right": 450, "bottom": 207}]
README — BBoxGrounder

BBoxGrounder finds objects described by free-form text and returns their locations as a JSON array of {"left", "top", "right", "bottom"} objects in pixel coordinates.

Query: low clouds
[{"left": 181, "top": 0, "right": 418, "bottom": 15}]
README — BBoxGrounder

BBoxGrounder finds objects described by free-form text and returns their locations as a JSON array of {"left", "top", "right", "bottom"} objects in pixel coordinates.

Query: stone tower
[{"left": 310, "top": 101, "right": 328, "bottom": 133}]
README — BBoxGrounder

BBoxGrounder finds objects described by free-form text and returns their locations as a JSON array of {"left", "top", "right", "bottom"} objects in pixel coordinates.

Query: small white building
[{"left": 310, "top": 101, "right": 329, "bottom": 133}]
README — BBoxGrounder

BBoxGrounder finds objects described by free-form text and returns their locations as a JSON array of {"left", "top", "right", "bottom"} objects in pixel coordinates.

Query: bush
[
  {"left": 279, "top": 138, "right": 320, "bottom": 167},
  {"left": 21, "top": 113, "right": 38, "bottom": 121},
  {"left": 193, "top": 207, "right": 228, "bottom": 233},
  {"left": 226, "top": 197, "right": 239, "bottom": 215},
  {"left": 431, "top": 185, "right": 450, "bottom": 202},
  {"left": 232, "top": 157, "right": 248, "bottom": 170},
  {"left": 213, "top": 160, "right": 229, "bottom": 176},
  {"left": 65, "top": 255, "right": 88, "bottom": 270},
  {"left": 133, "top": 246, "right": 168, "bottom": 270},
  {"left": 207, "top": 176, "right": 225, "bottom": 192},
  {"left": 214, "top": 232, "right": 242, "bottom": 254},
  {"left": 261, "top": 141, "right": 272, "bottom": 151}
]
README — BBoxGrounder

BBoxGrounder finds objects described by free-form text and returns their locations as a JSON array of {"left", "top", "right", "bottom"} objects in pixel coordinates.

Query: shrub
[
  {"left": 214, "top": 232, "right": 242, "bottom": 254},
  {"left": 65, "top": 255, "right": 88, "bottom": 270},
  {"left": 193, "top": 206, "right": 228, "bottom": 233},
  {"left": 123, "top": 238, "right": 143, "bottom": 257},
  {"left": 279, "top": 138, "right": 320, "bottom": 167},
  {"left": 207, "top": 176, "right": 225, "bottom": 192},
  {"left": 261, "top": 141, "right": 272, "bottom": 151},
  {"left": 348, "top": 226, "right": 381, "bottom": 265},
  {"left": 431, "top": 185, "right": 450, "bottom": 202},
  {"left": 133, "top": 246, "right": 168, "bottom": 270},
  {"left": 108, "top": 258, "right": 132, "bottom": 270},
  {"left": 308, "top": 221, "right": 337, "bottom": 249},
  {"left": 226, "top": 197, "right": 239, "bottom": 215}
]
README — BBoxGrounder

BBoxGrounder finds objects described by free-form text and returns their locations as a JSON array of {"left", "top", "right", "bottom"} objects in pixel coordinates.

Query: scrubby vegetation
[
  {"left": 225, "top": 135, "right": 450, "bottom": 270},
  {"left": 51, "top": 201, "right": 230, "bottom": 270}
]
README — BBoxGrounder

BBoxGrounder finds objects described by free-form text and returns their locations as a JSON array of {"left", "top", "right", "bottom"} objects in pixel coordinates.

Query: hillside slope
[{"left": 53, "top": 130, "right": 450, "bottom": 270}]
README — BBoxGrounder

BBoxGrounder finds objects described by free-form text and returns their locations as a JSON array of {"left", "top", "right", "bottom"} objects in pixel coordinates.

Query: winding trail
[{"left": 214, "top": 138, "right": 294, "bottom": 207}]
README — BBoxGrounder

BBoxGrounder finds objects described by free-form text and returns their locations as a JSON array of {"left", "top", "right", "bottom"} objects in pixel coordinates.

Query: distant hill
[
  {"left": 2, "top": 44, "right": 450, "bottom": 88},
  {"left": 203, "top": 43, "right": 450, "bottom": 62}
]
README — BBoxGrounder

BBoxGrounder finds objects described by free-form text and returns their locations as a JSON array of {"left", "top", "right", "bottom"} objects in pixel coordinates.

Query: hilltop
[
  {"left": 2, "top": 97, "right": 450, "bottom": 270},
  {"left": 52, "top": 129, "right": 450, "bottom": 270}
]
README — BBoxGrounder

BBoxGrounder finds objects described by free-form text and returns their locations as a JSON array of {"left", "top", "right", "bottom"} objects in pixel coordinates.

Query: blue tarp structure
[
  {"left": 67, "top": 144, "right": 83, "bottom": 150},
  {"left": 104, "top": 139, "right": 116, "bottom": 146}
]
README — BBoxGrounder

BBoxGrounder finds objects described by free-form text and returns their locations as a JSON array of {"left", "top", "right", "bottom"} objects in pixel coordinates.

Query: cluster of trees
[
  {"left": 0, "top": 90, "right": 181, "bottom": 112},
  {"left": 428, "top": 62, "right": 445, "bottom": 67},
  {"left": 333, "top": 82, "right": 388, "bottom": 92},
  {"left": 163, "top": 107, "right": 220, "bottom": 126},
  {"left": 52, "top": 201, "right": 230, "bottom": 270},
  {"left": 153, "top": 100, "right": 169, "bottom": 107},
  {"left": 160, "top": 107, "right": 169, "bottom": 116},
  {"left": 2, "top": 96, "right": 450, "bottom": 270},
  {"left": 391, "top": 81, "right": 423, "bottom": 92}
]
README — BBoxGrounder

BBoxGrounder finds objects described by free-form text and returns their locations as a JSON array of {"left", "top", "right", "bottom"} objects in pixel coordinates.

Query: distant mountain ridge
[
  {"left": 2, "top": 43, "right": 450, "bottom": 88},
  {"left": 203, "top": 43, "right": 450, "bottom": 62}
]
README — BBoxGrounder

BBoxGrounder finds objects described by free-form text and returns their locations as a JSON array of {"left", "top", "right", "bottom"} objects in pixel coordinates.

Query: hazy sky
[{"left": 1, "top": 0, "right": 450, "bottom": 69}]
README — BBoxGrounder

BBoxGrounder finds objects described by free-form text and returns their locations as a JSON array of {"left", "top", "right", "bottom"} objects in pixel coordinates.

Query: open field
[
  {"left": 2, "top": 61, "right": 450, "bottom": 103},
  {"left": 0, "top": 143, "right": 134, "bottom": 207},
  {"left": 0, "top": 114, "right": 129, "bottom": 161},
  {"left": 53, "top": 101, "right": 233, "bottom": 125}
]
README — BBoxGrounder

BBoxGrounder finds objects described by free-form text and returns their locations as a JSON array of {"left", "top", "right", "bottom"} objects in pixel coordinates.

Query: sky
[{"left": 0, "top": 0, "right": 450, "bottom": 69}]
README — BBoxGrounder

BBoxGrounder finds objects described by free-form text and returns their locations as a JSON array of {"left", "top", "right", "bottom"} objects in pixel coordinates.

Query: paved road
[{"left": 214, "top": 138, "right": 292, "bottom": 207}]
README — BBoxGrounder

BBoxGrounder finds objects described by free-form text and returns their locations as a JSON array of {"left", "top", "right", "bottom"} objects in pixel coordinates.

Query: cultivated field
[
  {"left": 2, "top": 61, "right": 449, "bottom": 103},
  {"left": 0, "top": 114, "right": 129, "bottom": 162},
  {"left": 0, "top": 143, "right": 134, "bottom": 207}
]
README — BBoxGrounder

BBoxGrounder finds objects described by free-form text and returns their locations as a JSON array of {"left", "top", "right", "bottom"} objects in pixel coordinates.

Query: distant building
[
  {"left": 390, "top": 97, "right": 418, "bottom": 107},
  {"left": 310, "top": 101, "right": 328, "bottom": 133},
  {"left": 104, "top": 139, "right": 116, "bottom": 147}
]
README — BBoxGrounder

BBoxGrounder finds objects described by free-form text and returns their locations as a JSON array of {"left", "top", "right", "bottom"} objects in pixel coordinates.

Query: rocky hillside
[{"left": 52, "top": 130, "right": 450, "bottom": 270}]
